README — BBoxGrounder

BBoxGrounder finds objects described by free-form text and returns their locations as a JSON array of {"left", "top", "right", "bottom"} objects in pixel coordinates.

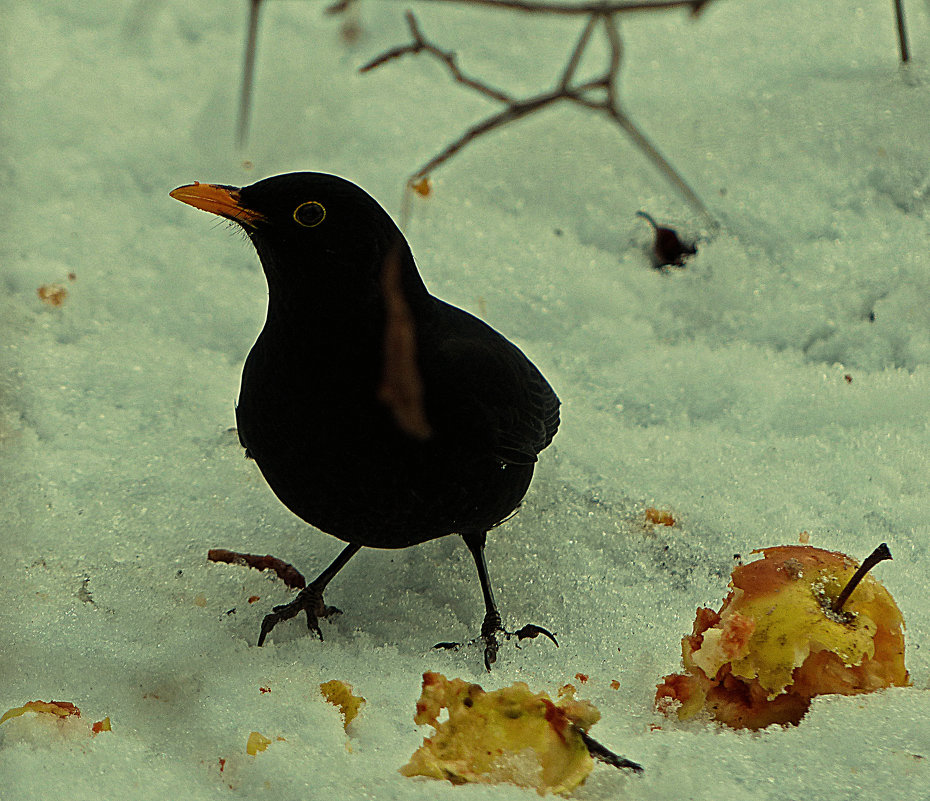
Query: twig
[
  {"left": 238, "top": 0, "right": 263, "bottom": 148},
  {"left": 893, "top": 0, "right": 910, "bottom": 63},
  {"left": 363, "top": 12, "right": 512, "bottom": 103},
  {"left": 329, "top": 0, "right": 709, "bottom": 15},
  {"left": 239, "top": 0, "right": 911, "bottom": 152},
  {"left": 362, "top": 9, "right": 719, "bottom": 228},
  {"left": 238, "top": 0, "right": 362, "bottom": 147},
  {"left": 208, "top": 548, "right": 308, "bottom": 589}
]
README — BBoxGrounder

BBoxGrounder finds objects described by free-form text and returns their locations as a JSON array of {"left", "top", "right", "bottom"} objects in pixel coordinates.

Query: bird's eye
[{"left": 294, "top": 201, "right": 326, "bottom": 228}]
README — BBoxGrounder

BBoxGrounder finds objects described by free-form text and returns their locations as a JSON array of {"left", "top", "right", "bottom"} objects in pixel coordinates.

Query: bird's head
[{"left": 170, "top": 172, "right": 423, "bottom": 316}]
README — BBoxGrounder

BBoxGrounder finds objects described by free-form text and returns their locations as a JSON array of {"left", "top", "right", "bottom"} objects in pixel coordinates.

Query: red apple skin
[{"left": 656, "top": 545, "right": 909, "bottom": 729}]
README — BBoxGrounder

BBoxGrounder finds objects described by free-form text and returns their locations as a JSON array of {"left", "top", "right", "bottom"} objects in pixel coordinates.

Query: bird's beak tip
[
  {"left": 169, "top": 181, "right": 266, "bottom": 225},
  {"left": 169, "top": 182, "right": 202, "bottom": 200}
]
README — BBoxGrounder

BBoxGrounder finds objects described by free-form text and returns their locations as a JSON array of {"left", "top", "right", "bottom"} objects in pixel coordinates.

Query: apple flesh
[{"left": 655, "top": 545, "right": 909, "bottom": 729}]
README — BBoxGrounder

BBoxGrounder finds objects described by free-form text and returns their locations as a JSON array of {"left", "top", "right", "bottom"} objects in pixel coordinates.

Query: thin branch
[
  {"left": 557, "top": 12, "right": 600, "bottom": 92},
  {"left": 241, "top": 0, "right": 910, "bottom": 153},
  {"left": 329, "top": 0, "right": 710, "bottom": 16},
  {"left": 410, "top": 94, "right": 557, "bottom": 183},
  {"left": 577, "top": 727, "right": 644, "bottom": 773},
  {"left": 893, "top": 0, "right": 910, "bottom": 63},
  {"left": 208, "top": 548, "right": 307, "bottom": 590},
  {"left": 601, "top": 10, "right": 623, "bottom": 105},
  {"left": 361, "top": 11, "right": 513, "bottom": 104},
  {"left": 237, "top": 0, "right": 263, "bottom": 147},
  {"left": 237, "top": 0, "right": 712, "bottom": 147},
  {"left": 603, "top": 104, "right": 716, "bottom": 228},
  {"left": 365, "top": 9, "right": 718, "bottom": 228}
]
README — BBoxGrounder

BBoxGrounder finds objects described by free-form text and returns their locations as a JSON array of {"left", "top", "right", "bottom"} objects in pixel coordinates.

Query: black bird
[{"left": 169, "top": 172, "right": 560, "bottom": 668}]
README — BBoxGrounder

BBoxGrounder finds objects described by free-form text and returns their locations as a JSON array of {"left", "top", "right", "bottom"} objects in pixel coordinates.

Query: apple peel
[
  {"left": 1, "top": 701, "right": 81, "bottom": 724},
  {"left": 656, "top": 545, "right": 909, "bottom": 729},
  {"left": 0, "top": 700, "right": 111, "bottom": 741}
]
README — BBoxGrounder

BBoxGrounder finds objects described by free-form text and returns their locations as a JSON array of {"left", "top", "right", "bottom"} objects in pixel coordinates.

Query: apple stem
[
  {"left": 577, "top": 727, "right": 643, "bottom": 773},
  {"left": 831, "top": 543, "right": 893, "bottom": 614}
]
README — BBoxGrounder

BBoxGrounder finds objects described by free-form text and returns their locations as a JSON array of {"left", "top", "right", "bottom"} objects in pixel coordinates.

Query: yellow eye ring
[{"left": 294, "top": 201, "right": 326, "bottom": 227}]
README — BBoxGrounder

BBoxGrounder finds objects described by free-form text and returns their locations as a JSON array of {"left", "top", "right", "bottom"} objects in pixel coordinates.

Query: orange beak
[{"left": 169, "top": 182, "right": 267, "bottom": 226}]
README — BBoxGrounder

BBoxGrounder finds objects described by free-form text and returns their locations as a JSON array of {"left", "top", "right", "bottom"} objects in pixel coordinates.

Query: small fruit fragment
[
  {"left": 1, "top": 700, "right": 80, "bottom": 724},
  {"left": 91, "top": 717, "right": 111, "bottom": 734},
  {"left": 37, "top": 284, "right": 68, "bottom": 306},
  {"left": 0, "top": 700, "right": 110, "bottom": 742},
  {"left": 636, "top": 211, "right": 696, "bottom": 268},
  {"left": 411, "top": 177, "right": 433, "bottom": 197},
  {"left": 320, "top": 679, "right": 365, "bottom": 729},
  {"left": 645, "top": 507, "right": 676, "bottom": 526},
  {"left": 246, "top": 731, "right": 272, "bottom": 755}
]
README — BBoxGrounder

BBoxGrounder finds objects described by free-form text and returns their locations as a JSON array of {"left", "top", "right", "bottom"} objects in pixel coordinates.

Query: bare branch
[
  {"left": 329, "top": 0, "right": 711, "bottom": 16},
  {"left": 409, "top": 93, "right": 557, "bottom": 184},
  {"left": 208, "top": 548, "right": 307, "bottom": 590},
  {"left": 893, "top": 0, "right": 909, "bottom": 63},
  {"left": 361, "top": 11, "right": 513, "bottom": 104},
  {"left": 603, "top": 104, "right": 716, "bottom": 227},
  {"left": 365, "top": 8, "right": 718, "bottom": 227},
  {"left": 237, "top": 0, "right": 263, "bottom": 148},
  {"left": 237, "top": 0, "right": 716, "bottom": 148},
  {"left": 557, "top": 12, "right": 600, "bottom": 92},
  {"left": 601, "top": 10, "right": 623, "bottom": 104}
]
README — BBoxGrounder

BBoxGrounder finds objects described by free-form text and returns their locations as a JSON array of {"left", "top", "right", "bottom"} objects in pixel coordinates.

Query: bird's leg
[
  {"left": 257, "top": 543, "right": 361, "bottom": 646},
  {"left": 436, "top": 531, "right": 557, "bottom": 670},
  {"left": 470, "top": 530, "right": 504, "bottom": 669}
]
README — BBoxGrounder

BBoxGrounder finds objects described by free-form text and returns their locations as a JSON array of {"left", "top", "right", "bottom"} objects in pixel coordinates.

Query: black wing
[{"left": 420, "top": 302, "right": 560, "bottom": 465}]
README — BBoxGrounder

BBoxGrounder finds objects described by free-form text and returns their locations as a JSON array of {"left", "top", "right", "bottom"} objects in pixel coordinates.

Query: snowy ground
[{"left": 2, "top": 0, "right": 930, "bottom": 799}]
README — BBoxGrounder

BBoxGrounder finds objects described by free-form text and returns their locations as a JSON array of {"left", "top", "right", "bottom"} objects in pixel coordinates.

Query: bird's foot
[
  {"left": 257, "top": 584, "right": 341, "bottom": 646},
  {"left": 435, "top": 610, "right": 558, "bottom": 671}
]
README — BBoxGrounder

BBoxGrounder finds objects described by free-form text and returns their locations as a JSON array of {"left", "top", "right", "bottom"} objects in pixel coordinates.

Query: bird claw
[
  {"left": 512, "top": 623, "right": 558, "bottom": 646},
  {"left": 482, "top": 629, "right": 500, "bottom": 671},
  {"left": 256, "top": 584, "right": 341, "bottom": 646},
  {"left": 433, "top": 619, "right": 558, "bottom": 671}
]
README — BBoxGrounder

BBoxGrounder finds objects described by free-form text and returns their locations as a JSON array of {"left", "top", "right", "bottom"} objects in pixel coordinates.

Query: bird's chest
[
  {"left": 235, "top": 345, "right": 464, "bottom": 543},
  {"left": 236, "top": 337, "right": 384, "bottom": 464}
]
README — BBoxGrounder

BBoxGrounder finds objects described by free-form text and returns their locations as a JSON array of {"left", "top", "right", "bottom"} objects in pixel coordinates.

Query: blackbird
[{"left": 169, "top": 172, "right": 560, "bottom": 669}]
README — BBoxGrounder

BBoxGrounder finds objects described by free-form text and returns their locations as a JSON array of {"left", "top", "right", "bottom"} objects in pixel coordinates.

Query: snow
[{"left": 2, "top": 0, "right": 930, "bottom": 798}]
